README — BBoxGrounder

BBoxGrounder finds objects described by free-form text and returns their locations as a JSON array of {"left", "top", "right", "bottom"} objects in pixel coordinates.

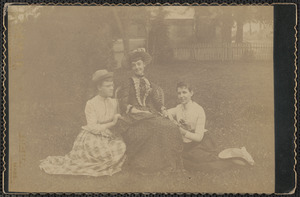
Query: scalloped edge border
[{"left": 1, "top": 2, "right": 297, "bottom": 195}]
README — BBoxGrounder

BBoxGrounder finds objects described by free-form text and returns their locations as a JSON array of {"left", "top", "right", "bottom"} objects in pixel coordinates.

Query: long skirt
[
  {"left": 183, "top": 133, "right": 243, "bottom": 172},
  {"left": 39, "top": 130, "right": 126, "bottom": 177},
  {"left": 117, "top": 116, "right": 184, "bottom": 174}
]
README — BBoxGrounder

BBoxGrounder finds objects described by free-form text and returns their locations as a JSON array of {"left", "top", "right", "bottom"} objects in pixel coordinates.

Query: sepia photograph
[{"left": 6, "top": 5, "right": 274, "bottom": 193}]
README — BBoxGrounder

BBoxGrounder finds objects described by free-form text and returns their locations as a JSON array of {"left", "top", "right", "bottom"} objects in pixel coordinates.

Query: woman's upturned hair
[
  {"left": 121, "top": 49, "right": 152, "bottom": 69},
  {"left": 96, "top": 77, "right": 113, "bottom": 89},
  {"left": 176, "top": 81, "right": 193, "bottom": 92}
]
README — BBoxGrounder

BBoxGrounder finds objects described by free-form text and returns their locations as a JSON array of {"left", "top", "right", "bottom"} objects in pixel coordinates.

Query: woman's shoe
[
  {"left": 240, "top": 147, "right": 255, "bottom": 165},
  {"left": 218, "top": 147, "right": 255, "bottom": 166}
]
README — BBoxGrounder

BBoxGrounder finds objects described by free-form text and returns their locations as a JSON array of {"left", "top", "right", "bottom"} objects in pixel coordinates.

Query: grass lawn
[{"left": 8, "top": 60, "right": 274, "bottom": 193}]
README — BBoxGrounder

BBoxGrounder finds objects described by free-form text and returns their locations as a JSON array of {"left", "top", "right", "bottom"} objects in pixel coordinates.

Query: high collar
[
  {"left": 97, "top": 94, "right": 110, "bottom": 101},
  {"left": 182, "top": 100, "right": 193, "bottom": 110}
]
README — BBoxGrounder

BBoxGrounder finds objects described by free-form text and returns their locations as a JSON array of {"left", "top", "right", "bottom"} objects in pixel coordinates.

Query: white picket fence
[{"left": 173, "top": 43, "right": 273, "bottom": 61}]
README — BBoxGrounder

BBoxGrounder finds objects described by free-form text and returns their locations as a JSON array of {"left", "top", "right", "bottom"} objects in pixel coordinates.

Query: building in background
[{"left": 113, "top": 6, "right": 273, "bottom": 66}]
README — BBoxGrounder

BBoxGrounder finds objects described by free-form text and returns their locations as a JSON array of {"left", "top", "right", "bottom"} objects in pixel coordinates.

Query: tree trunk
[
  {"left": 221, "top": 11, "right": 233, "bottom": 43},
  {"left": 144, "top": 16, "right": 150, "bottom": 52},
  {"left": 194, "top": 10, "right": 200, "bottom": 43},
  {"left": 235, "top": 19, "right": 243, "bottom": 43},
  {"left": 112, "top": 8, "right": 130, "bottom": 54},
  {"left": 221, "top": 23, "right": 232, "bottom": 43}
]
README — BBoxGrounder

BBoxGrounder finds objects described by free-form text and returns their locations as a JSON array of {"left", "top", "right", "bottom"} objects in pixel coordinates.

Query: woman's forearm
[
  {"left": 102, "top": 121, "right": 116, "bottom": 130},
  {"left": 130, "top": 106, "right": 152, "bottom": 114},
  {"left": 86, "top": 120, "right": 116, "bottom": 133},
  {"left": 119, "top": 83, "right": 130, "bottom": 113},
  {"left": 183, "top": 129, "right": 204, "bottom": 142}
]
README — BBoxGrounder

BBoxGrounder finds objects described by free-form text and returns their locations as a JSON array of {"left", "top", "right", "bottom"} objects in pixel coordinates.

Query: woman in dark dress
[{"left": 114, "top": 49, "right": 183, "bottom": 175}]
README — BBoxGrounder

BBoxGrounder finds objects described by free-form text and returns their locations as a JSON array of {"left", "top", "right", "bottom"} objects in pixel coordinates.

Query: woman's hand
[
  {"left": 131, "top": 107, "right": 151, "bottom": 114},
  {"left": 89, "top": 129, "right": 101, "bottom": 135},
  {"left": 113, "top": 114, "right": 122, "bottom": 123},
  {"left": 166, "top": 113, "right": 180, "bottom": 126},
  {"left": 161, "top": 109, "right": 169, "bottom": 118},
  {"left": 101, "top": 129, "right": 112, "bottom": 138},
  {"left": 90, "top": 129, "right": 112, "bottom": 137},
  {"left": 179, "top": 127, "right": 188, "bottom": 136}
]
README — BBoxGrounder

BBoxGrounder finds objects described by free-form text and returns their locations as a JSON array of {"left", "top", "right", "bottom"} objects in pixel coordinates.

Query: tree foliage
[
  {"left": 8, "top": 7, "right": 117, "bottom": 124},
  {"left": 193, "top": 6, "right": 273, "bottom": 43}
]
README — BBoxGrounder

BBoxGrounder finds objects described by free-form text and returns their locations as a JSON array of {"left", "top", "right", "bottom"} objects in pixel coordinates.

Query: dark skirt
[
  {"left": 183, "top": 133, "right": 239, "bottom": 172},
  {"left": 114, "top": 114, "right": 184, "bottom": 174}
]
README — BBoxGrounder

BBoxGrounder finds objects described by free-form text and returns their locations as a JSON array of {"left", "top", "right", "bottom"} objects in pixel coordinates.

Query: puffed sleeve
[
  {"left": 116, "top": 99, "right": 121, "bottom": 114},
  {"left": 167, "top": 107, "right": 177, "bottom": 118},
  {"left": 82, "top": 101, "right": 108, "bottom": 133},
  {"left": 194, "top": 106, "right": 207, "bottom": 134},
  {"left": 184, "top": 106, "right": 207, "bottom": 142},
  {"left": 149, "top": 83, "right": 164, "bottom": 112},
  {"left": 118, "top": 80, "right": 131, "bottom": 114}
]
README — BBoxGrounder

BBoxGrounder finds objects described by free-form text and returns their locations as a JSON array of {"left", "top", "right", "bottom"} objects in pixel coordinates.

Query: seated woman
[
  {"left": 39, "top": 70, "right": 126, "bottom": 176},
  {"left": 167, "top": 82, "right": 255, "bottom": 172},
  {"left": 114, "top": 48, "right": 183, "bottom": 174}
]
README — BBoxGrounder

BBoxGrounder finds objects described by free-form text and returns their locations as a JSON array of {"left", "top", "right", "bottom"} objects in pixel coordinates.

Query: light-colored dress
[{"left": 39, "top": 95, "right": 126, "bottom": 176}]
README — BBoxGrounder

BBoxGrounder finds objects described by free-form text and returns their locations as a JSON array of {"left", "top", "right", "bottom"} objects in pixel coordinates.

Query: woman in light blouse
[
  {"left": 40, "top": 70, "right": 126, "bottom": 177},
  {"left": 168, "top": 82, "right": 255, "bottom": 171}
]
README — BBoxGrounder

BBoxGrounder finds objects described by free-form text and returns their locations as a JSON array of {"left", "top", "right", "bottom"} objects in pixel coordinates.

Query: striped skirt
[{"left": 40, "top": 130, "right": 126, "bottom": 177}]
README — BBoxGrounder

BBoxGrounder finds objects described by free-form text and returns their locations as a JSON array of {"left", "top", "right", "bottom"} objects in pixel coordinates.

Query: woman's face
[
  {"left": 98, "top": 80, "right": 114, "bottom": 98},
  {"left": 177, "top": 86, "right": 193, "bottom": 105},
  {"left": 131, "top": 59, "right": 145, "bottom": 76}
]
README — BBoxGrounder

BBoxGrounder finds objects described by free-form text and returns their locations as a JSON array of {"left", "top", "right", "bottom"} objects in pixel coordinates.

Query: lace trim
[{"left": 131, "top": 77, "right": 152, "bottom": 106}]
